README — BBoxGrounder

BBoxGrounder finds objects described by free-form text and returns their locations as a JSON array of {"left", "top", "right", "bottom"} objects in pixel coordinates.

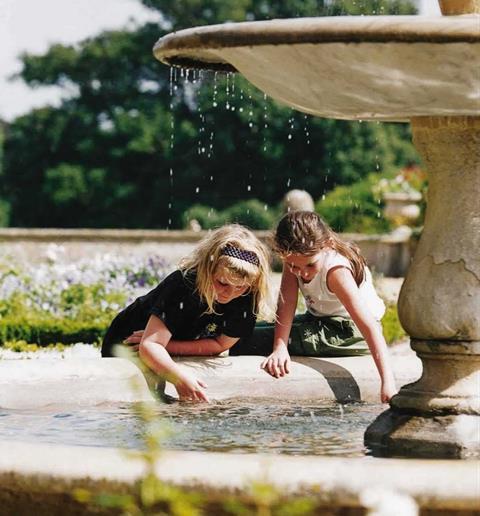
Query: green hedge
[
  {"left": 183, "top": 199, "right": 278, "bottom": 230},
  {"left": 0, "top": 315, "right": 109, "bottom": 346}
]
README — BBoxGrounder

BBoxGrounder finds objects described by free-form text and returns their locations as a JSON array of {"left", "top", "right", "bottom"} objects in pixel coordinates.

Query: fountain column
[{"left": 366, "top": 116, "right": 480, "bottom": 457}]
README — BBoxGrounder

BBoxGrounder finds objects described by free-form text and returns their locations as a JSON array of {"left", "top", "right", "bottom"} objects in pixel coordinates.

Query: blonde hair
[
  {"left": 180, "top": 224, "right": 275, "bottom": 321},
  {"left": 273, "top": 211, "right": 366, "bottom": 285}
]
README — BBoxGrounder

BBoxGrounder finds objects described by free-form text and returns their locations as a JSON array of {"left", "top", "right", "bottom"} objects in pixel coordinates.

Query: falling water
[
  {"left": 168, "top": 67, "right": 177, "bottom": 230},
  {"left": 262, "top": 93, "right": 269, "bottom": 153}
]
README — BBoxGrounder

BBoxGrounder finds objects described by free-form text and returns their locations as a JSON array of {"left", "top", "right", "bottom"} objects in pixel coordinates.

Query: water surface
[{"left": 0, "top": 399, "right": 383, "bottom": 457}]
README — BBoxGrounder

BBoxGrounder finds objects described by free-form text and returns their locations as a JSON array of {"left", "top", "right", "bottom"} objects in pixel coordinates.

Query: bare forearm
[
  {"left": 360, "top": 323, "right": 395, "bottom": 383},
  {"left": 139, "top": 340, "right": 185, "bottom": 381},
  {"left": 273, "top": 271, "right": 298, "bottom": 351},
  {"left": 273, "top": 304, "right": 295, "bottom": 351},
  {"left": 166, "top": 338, "right": 228, "bottom": 356}
]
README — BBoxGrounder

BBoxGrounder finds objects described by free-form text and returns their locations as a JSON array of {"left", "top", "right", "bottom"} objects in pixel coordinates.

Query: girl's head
[
  {"left": 273, "top": 211, "right": 366, "bottom": 285},
  {"left": 180, "top": 224, "right": 275, "bottom": 320}
]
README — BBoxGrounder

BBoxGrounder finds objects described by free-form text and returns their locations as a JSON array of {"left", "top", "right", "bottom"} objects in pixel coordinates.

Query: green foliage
[
  {"left": 316, "top": 173, "right": 391, "bottom": 233},
  {"left": 3, "top": 0, "right": 418, "bottom": 229},
  {"left": 2, "top": 340, "right": 68, "bottom": 353},
  {"left": 0, "top": 279, "right": 122, "bottom": 347},
  {"left": 182, "top": 203, "right": 224, "bottom": 229},
  {"left": 0, "top": 314, "right": 109, "bottom": 346},
  {"left": 0, "top": 199, "right": 10, "bottom": 227},
  {"left": 381, "top": 304, "right": 406, "bottom": 344},
  {"left": 183, "top": 199, "right": 278, "bottom": 230},
  {"left": 223, "top": 199, "right": 277, "bottom": 229},
  {"left": 0, "top": 123, "right": 10, "bottom": 227}
]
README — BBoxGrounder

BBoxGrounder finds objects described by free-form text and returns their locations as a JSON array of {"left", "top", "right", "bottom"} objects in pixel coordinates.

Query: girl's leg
[
  {"left": 287, "top": 313, "right": 370, "bottom": 356},
  {"left": 229, "top": 314, "right": 370, "bottom": 357}
]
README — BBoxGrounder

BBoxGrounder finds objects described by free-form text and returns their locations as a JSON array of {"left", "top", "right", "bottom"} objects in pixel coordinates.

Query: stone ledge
[
  {"left": 0, "top": 355, "right": 422, "bottom": 408},
  {"left": 0, "top": 441, "right": 478, "bottom": 514}
]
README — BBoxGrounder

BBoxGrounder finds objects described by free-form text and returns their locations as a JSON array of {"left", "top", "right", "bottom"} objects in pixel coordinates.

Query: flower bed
[{"left": 0, "top": 254, "right": 173, "bottom": 346}]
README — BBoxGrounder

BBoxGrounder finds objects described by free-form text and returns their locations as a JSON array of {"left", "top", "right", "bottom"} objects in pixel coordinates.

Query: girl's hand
[
  {"left": 261, "top": 345, "right": 291, "bottom": 378},
  {"left": 124, "top": 330, "right": 145, "bottom": 351},
  {"left": 381, "top": 378, "right": 398, "bottom": 404},
  {"left": 176, "top": 372, "right": 210, "bottom": 402}
]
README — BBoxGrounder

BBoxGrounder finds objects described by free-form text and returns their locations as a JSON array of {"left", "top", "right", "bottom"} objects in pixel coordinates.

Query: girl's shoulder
[
  {"left": 151, "top": 269, "right": 197, "bottom": 297},
  {"left": 323, "top": 249, "right": 351, "bottom": 271}
]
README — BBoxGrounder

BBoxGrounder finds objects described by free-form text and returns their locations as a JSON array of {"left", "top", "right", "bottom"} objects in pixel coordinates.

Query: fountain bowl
[{"left": 154, "top": 16, "right": 480, "bottom": 121}]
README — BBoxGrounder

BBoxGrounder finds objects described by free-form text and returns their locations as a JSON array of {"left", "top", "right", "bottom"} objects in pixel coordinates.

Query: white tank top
[{"left": 298, "top": 249, "right": 385, "bottom": 320}]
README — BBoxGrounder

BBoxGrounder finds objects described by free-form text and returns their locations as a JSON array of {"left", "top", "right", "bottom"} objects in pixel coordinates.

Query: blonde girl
[
  {"left": 102, "top": 224, "right": 274, "bottom": 402},
  {"left": 233, "top": 211, "right": 397, "bottom": 403}
]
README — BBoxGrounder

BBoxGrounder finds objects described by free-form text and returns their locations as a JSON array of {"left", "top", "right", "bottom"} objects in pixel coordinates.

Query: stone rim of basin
[{"left": 154, "top": 15, "right": 480, "bottom": 71}]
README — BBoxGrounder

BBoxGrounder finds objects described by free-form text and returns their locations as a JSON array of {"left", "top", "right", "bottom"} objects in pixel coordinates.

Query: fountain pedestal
[{"left": 366, "top": 116, "right": 480, "bottom": 457}]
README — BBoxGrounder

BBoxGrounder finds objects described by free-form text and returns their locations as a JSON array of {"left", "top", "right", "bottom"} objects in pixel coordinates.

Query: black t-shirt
[{"left": 101, "top": 269, "right": 257, "bottom": 357}]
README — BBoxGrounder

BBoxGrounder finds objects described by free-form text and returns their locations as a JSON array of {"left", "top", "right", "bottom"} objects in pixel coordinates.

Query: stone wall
[{"left": 0, "top": 228, "right": 415, "bottom": 277}]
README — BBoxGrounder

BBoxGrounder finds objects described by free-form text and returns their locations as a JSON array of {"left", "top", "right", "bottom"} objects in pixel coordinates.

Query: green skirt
[{"left": 230, "top": 312, "right": 369, "bottom": 357}]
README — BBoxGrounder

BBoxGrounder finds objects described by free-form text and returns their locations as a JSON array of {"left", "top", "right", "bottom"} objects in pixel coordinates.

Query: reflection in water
[{"left": 0, "top": 399, "right": 383, "bottom": 457}]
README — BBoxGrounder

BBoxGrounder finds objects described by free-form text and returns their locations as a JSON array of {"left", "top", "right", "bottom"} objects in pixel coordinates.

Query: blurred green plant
[
  {"left": 381, "top": 304, "right": 407, "bottom": 344},
  {"left": 71, "top": 354, "right": 321, "bottom": 515}
]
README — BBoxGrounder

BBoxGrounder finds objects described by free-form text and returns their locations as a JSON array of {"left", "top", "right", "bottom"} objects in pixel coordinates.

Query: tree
[{"left": 3, "top": 0, "right": 418, "bottom": 228}]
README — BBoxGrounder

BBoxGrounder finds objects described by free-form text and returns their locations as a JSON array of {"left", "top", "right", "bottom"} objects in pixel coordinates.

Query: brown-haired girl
[
  {"left": 234, "top": 211, "right": 397, "bottom": 403},
  {"left": 101, "top": 224, "right": 274, "bottom": 402}
]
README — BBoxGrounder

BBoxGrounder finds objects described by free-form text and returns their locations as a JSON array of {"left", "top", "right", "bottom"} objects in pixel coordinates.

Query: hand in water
[
  {"left": 176, "top": 372, "right": 209, "bottom": 402},
  {"left": 261, "top": 345, "right": 291, "bottom": 378}
]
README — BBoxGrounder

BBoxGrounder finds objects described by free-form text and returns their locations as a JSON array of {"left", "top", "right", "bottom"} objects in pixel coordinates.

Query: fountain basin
[
  {"left": 0, "top": 355, "right": 479, "bottom": 513},
  {"left": 154, "top": 16, "right": 480, "bottom": 121}
]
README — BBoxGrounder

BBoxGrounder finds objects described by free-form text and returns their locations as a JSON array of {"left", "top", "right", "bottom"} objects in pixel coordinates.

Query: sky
[
  {"left": 0, "top": 0, "right": 441, "bottom": 122},
  {"left": 0, "top": 0, "right": 161, "bottom": 121}
]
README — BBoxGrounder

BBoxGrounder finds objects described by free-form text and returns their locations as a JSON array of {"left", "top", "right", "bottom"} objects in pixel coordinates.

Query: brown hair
[{"left": 273, "top": 211, "right": 366, "bottom": 285}]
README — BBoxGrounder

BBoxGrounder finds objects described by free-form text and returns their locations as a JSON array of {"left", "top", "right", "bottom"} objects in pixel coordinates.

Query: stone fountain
[{"left": 153, "top": 0, "right": 480, "bottom": 458}]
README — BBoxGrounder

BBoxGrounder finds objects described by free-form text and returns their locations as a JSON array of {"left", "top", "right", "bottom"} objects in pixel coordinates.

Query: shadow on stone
[{"left": 294, "top": 358, "right": 361, "bottom": 403}]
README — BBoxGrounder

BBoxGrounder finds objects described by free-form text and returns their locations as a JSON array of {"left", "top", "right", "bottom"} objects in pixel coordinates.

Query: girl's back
[{"left": 298, "top": 248, "right": 385, "bottom": 320}]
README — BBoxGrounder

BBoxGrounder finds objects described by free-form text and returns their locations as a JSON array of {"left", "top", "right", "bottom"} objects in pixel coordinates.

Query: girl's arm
[
  {"left": 139, "top": 315, "right": 209, "bottom": 402},
  {"left": 327, "top": 266, "right": 397, "bottom": 403},
  {"left": 261, "top": 266, "right": 298, "bottom": 378},
  {"left": 166, "top": 334, "right": 239, "bottom": 355},
  {"left": 125, "top": 331, "right": 238, "bottom": 355}
]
